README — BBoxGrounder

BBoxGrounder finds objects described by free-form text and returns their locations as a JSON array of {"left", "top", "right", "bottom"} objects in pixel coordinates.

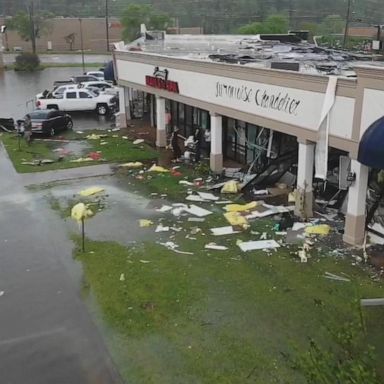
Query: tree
[
  {"left": 120, "top": 4, "right": 171, "bottom": 42},
  {"left": 64, "top": 33, "right": 76, "bottom": 51},
  {"left": 318, "top": 14, "right": 345, "bottom": 35},
  {"left": 7, "top": 11, "right": 52, "bottom": 53},
  {"left": 238, "top": 15, "right": 289, "bottom": 35}
]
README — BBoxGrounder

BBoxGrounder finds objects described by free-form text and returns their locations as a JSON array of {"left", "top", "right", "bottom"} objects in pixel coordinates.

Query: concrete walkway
[
  {"left": 0, "top": 144, "right": 122, "bottom": 383},
  {"left": 21, "top": 163, "right": 115, "bottom": 187}
]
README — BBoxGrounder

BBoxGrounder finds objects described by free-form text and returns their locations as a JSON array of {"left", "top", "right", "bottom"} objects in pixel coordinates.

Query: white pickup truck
[{"left": 35, "top": 89, "right": 116, "bottom": 115}]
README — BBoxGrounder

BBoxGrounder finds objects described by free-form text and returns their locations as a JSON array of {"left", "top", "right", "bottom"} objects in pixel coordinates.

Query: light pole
[
  {"left": 79, "top": 18, "right": 85, "bottom": 73},
  {"left": 105, "top": 0, "right": 110, "bottom": 52}
]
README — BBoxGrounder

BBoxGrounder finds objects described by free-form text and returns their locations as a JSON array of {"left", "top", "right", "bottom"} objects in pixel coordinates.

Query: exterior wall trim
[
  {"left": 114, "top": 51, "right": 357, "bottom": 98},
  {"left": 118, "top": 78, "right": 359, "bottom": 156}
]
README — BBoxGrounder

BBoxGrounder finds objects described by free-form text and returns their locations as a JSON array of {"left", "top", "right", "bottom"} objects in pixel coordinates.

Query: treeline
[{"left": 1, "top": 0, "right": 383, "bottom": 34}]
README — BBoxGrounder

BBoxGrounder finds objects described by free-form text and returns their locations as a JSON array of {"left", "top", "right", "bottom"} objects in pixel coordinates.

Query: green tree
[
  {"left": 121, "top": 4, "right": 171, "bottom": 42},
  {"left": 238, "top": 15, "right": 288, "bottom": 34},
  {"left": 7, "top": 11, "right": 53, "bottom": 53},
  {"left": 318, "top": 14, "right": 344, "bottom": 35}
]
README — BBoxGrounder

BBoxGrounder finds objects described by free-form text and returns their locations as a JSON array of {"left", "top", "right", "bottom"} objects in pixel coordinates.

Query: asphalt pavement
[{"left": 0, "top": 143, "right": 122, "bottom": 383}]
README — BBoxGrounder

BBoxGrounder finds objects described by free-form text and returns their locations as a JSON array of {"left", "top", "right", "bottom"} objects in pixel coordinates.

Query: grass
[
  {"left": 72, "top": 207, "right": 384, "bottom": 384},
  {"left": 0, "top": 131, "right": 158, "bottom": 173}
]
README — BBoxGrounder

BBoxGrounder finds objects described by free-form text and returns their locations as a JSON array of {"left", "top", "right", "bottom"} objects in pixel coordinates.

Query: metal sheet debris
[
  {"left": 210, "top": 226, "right": 240, "bottom": 236},
  {"left": 188, "top": 217, "right": 206, "bottom": 222},
  {"left": 185, "top": 204, "right": 213, "bottom": 217},
  {"left": 156, "top": 205, "right": 173, "bottom": 213},
  {"left": 238, "top": 240, "right": 280, "bottom": 252},
  {"left": 197, "top": 192, "right": 219, "bottom": 201},
  {"left": 205, "top": 243, "right": 228, "bottom": 250},
  {"left": 186, "top": 194, "right": 207, "bottom": 202},
  {"left": 155, "top": 224, "right": 170, "bottom": 232},
  {"left": 360, "top": 298, "right": 384, "bottom": 307},
  {"left": 324, "top": 272, "right": 350, "bottom": 282}
]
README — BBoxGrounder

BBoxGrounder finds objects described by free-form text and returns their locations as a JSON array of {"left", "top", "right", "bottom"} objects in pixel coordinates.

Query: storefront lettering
[
  {"left": 145, "top": 75, "right": 179, "bottom": 93},
  {"left": 215, "top": 81, "right": 301, "bottom": 116}
]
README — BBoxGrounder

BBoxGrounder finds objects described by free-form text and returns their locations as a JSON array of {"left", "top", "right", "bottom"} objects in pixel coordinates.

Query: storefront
[{"left": 113, "top": 46, "right": 384, "bottom": 246}]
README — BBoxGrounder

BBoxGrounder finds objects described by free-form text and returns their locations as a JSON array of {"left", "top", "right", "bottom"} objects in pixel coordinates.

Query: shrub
[{"left": 14, "top": 52, "right": 40, "bottom": 71}]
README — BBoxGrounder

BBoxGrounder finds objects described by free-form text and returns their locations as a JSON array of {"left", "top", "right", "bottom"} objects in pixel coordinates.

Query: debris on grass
[
  {"left": 224, "top": 211, "right": 248, "bottom": 228},
  {"left": 324, "top": 272, "right": 350, "bottom": 282},
  {"left": 237, "top": 239, "right": 281, "bottom": 252},
  {"left": 139, "top": 260, "right": 151, "bottom": 263},
  {"left": 305, "top": 224, "right": 331, "bottom": 236},
  {"left": 139, "top": 219, "right": 154, "bottom": 227},
  {"left": 184, "top": 204, "right": 213, "bottom": 217},
  {"left": 119, "top": 162, "right": 143, "bottom": 168},
  {"left": 159, "top": 241, "right": 194, "bottom": 255},
  {"left": 360, "top": 298, "right": 384, "bottom": 306},
  {"left": 155, "top": 224, "right": 170, "bottom": 232},
  {"left": 133, "top": 139, "right": 145, "bottom": 145},
  {"left": 197, "top": 192, "right": 219, "bottom": 201},
  {"left": 188, "top": 217, "right": 206, "bottom": 222},
  {"left": 148, "top": 164, "right": 169, "bottom": 173},
  {"left": 79, "top": 187, "right": 105, "bottom": 197},
  {"left": 210, "top": 226, "right": 240, "bottom": 236},
  {"left": 119, "top": 273, "right": 125, "bottom": 281},
  {"left": 156, "top": 205, "right": 173, "bottom": 213},
  {"left": 221, "top": 180, "right": 240, "bottom": 194},
  {"left": 205, "top": 243, "right": 228, "bottom": 250},
  {"left": 224, "top": 201, "right": 258, "bottom": 212}
]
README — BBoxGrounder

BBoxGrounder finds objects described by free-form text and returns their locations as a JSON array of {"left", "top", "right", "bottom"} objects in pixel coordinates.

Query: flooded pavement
[
  {"left": 0, "top": 144, "right": 122, "bottom": 383},
  {"left": 0, "top": 68, "right": 115, "bottom": 132},
  {"left": 40, "top": 176, "right": 160, "bottom": 246}
]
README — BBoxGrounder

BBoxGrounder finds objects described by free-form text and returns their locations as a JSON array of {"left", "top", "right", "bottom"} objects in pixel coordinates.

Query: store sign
[
  {"left": 215, "top": 80, "right": 301, "bottom": 116},
  {"left": 145, "top": 66, "right": 179, "bottom": 93}
]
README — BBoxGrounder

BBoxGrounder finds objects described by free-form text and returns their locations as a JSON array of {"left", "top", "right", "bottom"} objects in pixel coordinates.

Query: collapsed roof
[{"left": 116, "top": 31, "right": 384, "bottom": 77}]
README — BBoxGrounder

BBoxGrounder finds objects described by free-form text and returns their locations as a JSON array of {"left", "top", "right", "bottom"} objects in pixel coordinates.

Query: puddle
[
  {"left": 49, "top": 140, "right": 91, "bottom": 158},
  {"left": 40, "top": 176, "right": 160, "bottom": 245}
]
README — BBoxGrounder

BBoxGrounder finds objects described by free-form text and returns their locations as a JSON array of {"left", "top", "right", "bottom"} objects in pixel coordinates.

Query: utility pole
[
  {"left": 343, "top": 0, "right": 352, "bottom": 49},
  {"left": 79, "top": 18, "right": 85, "bottom": 73},
  {"left": 105, "top": 0, "right": 110, "bottom": 52},
  {"left": 29, "top": 1, "right": 36, "bottom": 54}
]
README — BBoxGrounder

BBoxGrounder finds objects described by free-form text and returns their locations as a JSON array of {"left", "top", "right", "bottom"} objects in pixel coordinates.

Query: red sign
[{"left": 145, "top": 76, "right": 179, "bottom": 93}]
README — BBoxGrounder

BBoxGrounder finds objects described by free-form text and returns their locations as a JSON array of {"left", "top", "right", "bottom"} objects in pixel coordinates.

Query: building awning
[{"left": 358, "top": 116, "right": 384, "bottom": 169}]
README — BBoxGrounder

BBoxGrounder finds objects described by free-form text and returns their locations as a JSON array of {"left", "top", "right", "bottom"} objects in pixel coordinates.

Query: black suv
[{"left": 27, "top": 109, "right": 73, "bottom": 136}]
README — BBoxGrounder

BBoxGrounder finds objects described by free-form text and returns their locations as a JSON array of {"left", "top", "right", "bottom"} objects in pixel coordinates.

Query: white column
[
  {"left": 343, "top": 160, "right": 369, "bottom": 245},
  {"left": 156, "top": 95, "right": 166, "bottom": 147},
  {"left": 210, "top": 112, "right": 223, "bottom": 173},
  {"left": 295, "top": 140, "right": 315, "bottom": 218},
  {"left": 115, "top": 86, "right": 127, "bottom": 129}
]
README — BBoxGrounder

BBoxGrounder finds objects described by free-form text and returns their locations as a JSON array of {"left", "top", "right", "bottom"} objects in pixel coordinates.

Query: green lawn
[
  {"left": 73, "top": 210, "right": 384, "bottom": 384},
  {"left": 1, "top": 131, "right": 158, "bottom": 173}
]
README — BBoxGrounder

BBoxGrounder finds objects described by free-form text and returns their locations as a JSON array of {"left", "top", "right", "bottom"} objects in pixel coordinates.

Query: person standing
[
  {"left": 24, "top": 114, "right": 33, "bottom": 145},
  {"left": 193, "top": 125, "right": 202, "bottom": 162},
  {"left": 170, "top": 126, "right": 181, "bottom": 161},
  {"left": 204, "top": 127, "right": 211, "bottom": 157}
]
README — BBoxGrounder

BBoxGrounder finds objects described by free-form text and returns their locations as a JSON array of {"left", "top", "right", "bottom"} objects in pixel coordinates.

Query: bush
[{"left": 14, "top": 52, "right": 40, "bottom": 71}]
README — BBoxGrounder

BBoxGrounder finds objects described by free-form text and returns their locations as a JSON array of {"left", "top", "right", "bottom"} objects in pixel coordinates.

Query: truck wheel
[
  {"left": 66, "top": 119, "right": 73, "bottom": 130},
  {"left": 96, "top": 103, "right": 108, "bottom": 116},
  {"left": 47, "top": 104, "right": 58, "bottom": 110}
]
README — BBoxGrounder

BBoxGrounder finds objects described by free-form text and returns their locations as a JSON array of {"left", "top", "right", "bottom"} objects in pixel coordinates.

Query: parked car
[
  {"left": 70, "top": 75, "right": 99, "bottom": 83},
  {"left": 53, "top": 75, "right": 99, "bottom": 88},
  {"left": 36, "top": 89, "right": 116, "bottom": 115},
  {"left": 80, "top": 81, "right": 119, "bottom": 95},
  {"left": 86, "top": 71, "right": 105, "bottom": 80},
  {"left": 25, "top": 109, "right": 73, "bottom": 136}
]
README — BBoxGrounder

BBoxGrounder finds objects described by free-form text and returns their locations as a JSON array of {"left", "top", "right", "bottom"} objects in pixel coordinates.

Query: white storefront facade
[{"left": 114, "top": 49, "right": 384, "bottom": 246}]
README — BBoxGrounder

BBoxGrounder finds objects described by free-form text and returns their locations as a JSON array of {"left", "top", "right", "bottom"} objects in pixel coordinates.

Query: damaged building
[{"left": 112, "top": 29, "right": 384, "bottom": 246}]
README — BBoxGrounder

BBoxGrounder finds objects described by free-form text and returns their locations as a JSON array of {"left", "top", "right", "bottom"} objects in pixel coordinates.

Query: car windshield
[{"left": 29, "top": 111, "right": 50, "bottom": 119}]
